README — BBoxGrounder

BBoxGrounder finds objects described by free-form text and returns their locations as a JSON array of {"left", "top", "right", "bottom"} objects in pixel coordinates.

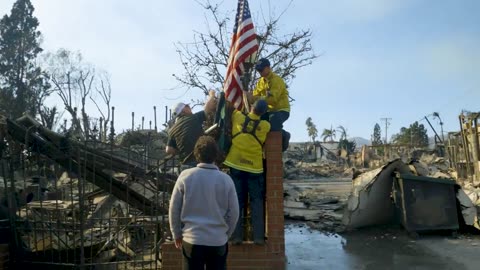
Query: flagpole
[
  {"left": 242, "top": 80, "right": 251, "bottom": 113},
  {"left": 213, "top": 0, "right": 258, "bottom": 155},
  {"left": 241, "top": 50, "right": 258, "bottom": 113}
]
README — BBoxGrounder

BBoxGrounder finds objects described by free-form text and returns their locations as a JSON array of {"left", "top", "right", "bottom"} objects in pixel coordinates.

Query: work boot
[{"left": 282, "top": 130, "right": 290, "bottom": 152}]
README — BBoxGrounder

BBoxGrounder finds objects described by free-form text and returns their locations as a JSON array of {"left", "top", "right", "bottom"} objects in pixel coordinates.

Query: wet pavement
[{"left": 285, "top": 223, "right": 474, "bottom": 270}]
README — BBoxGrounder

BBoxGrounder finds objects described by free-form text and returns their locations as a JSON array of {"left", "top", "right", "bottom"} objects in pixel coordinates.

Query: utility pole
[{"left": 380, "top": 118, "right": 392, "bottom": 144}]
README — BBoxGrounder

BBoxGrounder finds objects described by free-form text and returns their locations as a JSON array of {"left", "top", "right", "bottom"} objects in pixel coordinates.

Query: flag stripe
[{"left": 223, "top": 0, "right": 258, "bottom": 110}]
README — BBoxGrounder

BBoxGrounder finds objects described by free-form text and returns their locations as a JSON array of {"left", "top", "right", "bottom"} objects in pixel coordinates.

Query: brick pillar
[
  {"left": 162, "top": 131, "right": 286, "bottom": 269},
  {"left": 263, "top": 131, "right": 286, "bottom": 268}
]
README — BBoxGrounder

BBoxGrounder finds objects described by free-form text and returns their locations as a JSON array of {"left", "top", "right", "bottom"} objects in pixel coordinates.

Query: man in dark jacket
[{"left": 166, "top": 91, "right": 217, "bottom": 168}]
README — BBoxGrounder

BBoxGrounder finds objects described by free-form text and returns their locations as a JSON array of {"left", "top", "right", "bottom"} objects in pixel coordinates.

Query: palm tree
[
  {"left": 432, "top": 112, "right": 444, "bottom": 142},
  {"left": 321, "top": 126, "right": 336, "bottom": 142},
  {"left": 321, "top": 129, "right": 331, "bottom": 142},
  {"left": 337, "top": 125, "right": 348, "bottom": 141},
  {"left": 305, "top": 117, "right": 318, "bottom": 143}
]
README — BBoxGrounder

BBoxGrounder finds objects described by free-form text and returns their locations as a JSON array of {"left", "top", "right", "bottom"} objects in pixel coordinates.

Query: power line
[{"left": 380, "top": 117, "right": 392, "bottom": 144}]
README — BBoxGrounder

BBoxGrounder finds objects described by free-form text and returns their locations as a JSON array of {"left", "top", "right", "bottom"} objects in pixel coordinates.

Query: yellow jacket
[
  {"left": 224, "top": 111, "right": 271, "bottom": 173},
  {"left": 253, "top": 72, "right": 290, "bottom": 112}
]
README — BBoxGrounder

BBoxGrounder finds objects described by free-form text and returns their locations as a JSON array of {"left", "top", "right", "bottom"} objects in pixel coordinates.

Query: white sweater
[{"left": 169, "top": 163, "right": 239, "bottom": 246}]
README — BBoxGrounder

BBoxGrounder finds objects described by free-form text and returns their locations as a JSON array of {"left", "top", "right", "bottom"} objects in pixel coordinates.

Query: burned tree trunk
[{"left": 1, "top": 115, "right": 169, "bottom": 215}]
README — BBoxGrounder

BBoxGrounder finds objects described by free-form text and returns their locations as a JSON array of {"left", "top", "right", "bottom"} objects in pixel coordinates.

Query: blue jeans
[
  {"left": 262, "top": 111, "right": 291, "bottom": 151},
  {"left": 229, "top": 168, "right": 265, "bottom": 242},
  {"left": 262, "top": 111, "right": 290, "bottom": 131}
]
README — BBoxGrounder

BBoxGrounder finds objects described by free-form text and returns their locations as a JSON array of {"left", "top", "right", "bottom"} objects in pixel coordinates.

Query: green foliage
[
  {"left": 392, "top": 121, "right": 429, "bottom": 147},
  {"left": 305, "top": 117, "right": 318, "bottom": 143},
  {"left": 321, "top": 127, "right": 336, "bottom": 142},
  {"left": 117, "top": 130, "right": 167, "bottom": 147},
  {"left": 338, "top": 139, "right": 356, "bottom": 155},
  {"left": 372, "top": 123, "right": 383, "bottom": 145},
  {"left": 336, "top": 125, "right": 355, "bottom": 154},
  {"left": 337, "top": 125, "right": 348, "bottom": 141},
  {"left": 0, "top": 0, "right": 50, "bottom": 119}
]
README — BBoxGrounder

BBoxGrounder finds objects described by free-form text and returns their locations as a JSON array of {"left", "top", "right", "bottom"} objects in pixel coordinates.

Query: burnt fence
[{"left": 0, "top": 115, "right": 178, "bottom": 269}]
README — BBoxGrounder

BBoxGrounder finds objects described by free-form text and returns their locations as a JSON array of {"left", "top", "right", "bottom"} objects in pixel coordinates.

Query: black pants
[
  {"left": 182, "top": 241, "right": 228, "bottom": 270},
  {"left": 230, "top": 168, "right": 265, "bottom": 242}
]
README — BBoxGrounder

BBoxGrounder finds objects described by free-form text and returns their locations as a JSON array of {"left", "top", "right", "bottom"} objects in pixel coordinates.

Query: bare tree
[
  {"left": 43, "top": 49, "right": 83, "bottom": 135},
  {"left": 43, "top": 48, "right": 112, "bottom": 140},
  {"left": 173, "top": 0, "right": 319, "bottom": 97},
  {"left": 77, "top": 67, "right": 95, "bottom": 138},
  {"left": 90, "top": 71, "right": 112, "bottom": 142}
]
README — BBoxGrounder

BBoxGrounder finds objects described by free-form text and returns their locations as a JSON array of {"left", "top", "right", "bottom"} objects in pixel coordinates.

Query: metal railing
[{"left": 0, "top": 117, "right": 179, "bottom": 269}]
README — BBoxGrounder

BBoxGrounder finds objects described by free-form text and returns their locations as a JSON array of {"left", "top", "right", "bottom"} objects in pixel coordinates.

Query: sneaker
[{"left": 282, "top": 131, "right": 291, "bottom": 152}]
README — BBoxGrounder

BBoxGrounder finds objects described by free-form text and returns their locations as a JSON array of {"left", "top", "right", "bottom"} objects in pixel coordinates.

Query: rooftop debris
[
  {"left": 342, "top": 159, "right": 411, "bottom": 230},
  {"left": 283, "top": 181, "right": 348, "bottom": 233}
]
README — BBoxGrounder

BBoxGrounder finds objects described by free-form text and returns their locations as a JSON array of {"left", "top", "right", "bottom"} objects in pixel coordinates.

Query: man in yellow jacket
[
  {"left": 224, "top": 99, "right": 271, "bottom": 245},
  {"left": 251, "top": 58, "right": 290, "bottom": 151}
]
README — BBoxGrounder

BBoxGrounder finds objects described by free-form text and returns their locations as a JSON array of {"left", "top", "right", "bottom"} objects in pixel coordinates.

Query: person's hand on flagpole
[
  {"left": 242, "top": 90, "right": 250, "bottom": 113},
  {"left": 208, "top": 89, "right": 216, "bottom": 99},
  {"left": 243, "top": 90, "right": 254, "bottom": 105},
  {"left": 205, "top": 90, "right": 218, "bottom": 114}
]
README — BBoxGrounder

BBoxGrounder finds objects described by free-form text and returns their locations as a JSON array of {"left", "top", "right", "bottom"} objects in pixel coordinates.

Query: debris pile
[
  {"left": 410, "top": 152, "right": 480, "bottom": 216},
  {"left": 342, "top": 158, "right": 480, "bottom": 233},
  {"left": 283, "top": 160, "right": 344, "bottom": 179},
  {"left": 283, "top": 146, "right": 349, "bottom": 180},
  {"left": 3, "top": 170, "right": 168, "bottom": 268},
  {"left": 0, "top": 115, "right": 174, "bottom": 268},
  {"left": 342, "top": 159, "right": 410, "bottom": 230},
  {"left": 283, "top": 181, "right": 348, "bottom": 232}
]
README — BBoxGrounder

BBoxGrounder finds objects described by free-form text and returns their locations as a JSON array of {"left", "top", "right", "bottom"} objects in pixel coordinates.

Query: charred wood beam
[
  {"left": 3, "top": 118, "right": 165, "bottom": 215},
  {"left": 15, "top": 115, "right": 148, "bottom": 177}
]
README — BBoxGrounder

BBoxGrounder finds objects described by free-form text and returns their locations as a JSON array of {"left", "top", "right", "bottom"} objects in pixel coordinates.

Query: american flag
[{"left": 223, "top": 0, "right": 259, "bottom": 109}]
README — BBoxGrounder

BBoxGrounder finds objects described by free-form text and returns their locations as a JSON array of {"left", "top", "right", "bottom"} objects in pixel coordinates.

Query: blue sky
[{"left": 1, "top": 0, "right": 479, "bottom": 142}]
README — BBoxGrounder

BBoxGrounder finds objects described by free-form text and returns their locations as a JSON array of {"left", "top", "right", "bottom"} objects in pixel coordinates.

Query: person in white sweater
[{"left": 169, "top": 135, "right": 239, "bottom": 270}]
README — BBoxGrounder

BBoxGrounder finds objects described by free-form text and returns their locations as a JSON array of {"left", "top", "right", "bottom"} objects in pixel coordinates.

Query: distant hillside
[{"left": 349, "top": 137, "right": 370, "bottom": 147}]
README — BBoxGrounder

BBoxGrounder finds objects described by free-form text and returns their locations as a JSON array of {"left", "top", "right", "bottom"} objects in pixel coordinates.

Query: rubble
[
  {"left": 456, "top": 189, "right": 480, "bottom": 230},
  {"left": 342, "top": 159, "right": 411, "bottom": 230},
  {"left": 5, "top": 115, "right": 173, "bottom": 215},
  {"left": 342, "top": 158, "right": 480, "bottom": 233},
  {"left": 283, "top": 159, "right": 334, "bottom": 179},
  {"left": 0, "top": 114, "right": 170, "bottom": 267},
  {"left": 285, "top": 135, "right": 480, "bottom": 236},
  {"left": 283, "top": 181, "right": 348, "bottom": 232},
  {"left": 414, "top": 151, "right": 480, "bottom": 214},
  {"left": 283, "top": 147, "right": 349, "bottom": 180}
]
